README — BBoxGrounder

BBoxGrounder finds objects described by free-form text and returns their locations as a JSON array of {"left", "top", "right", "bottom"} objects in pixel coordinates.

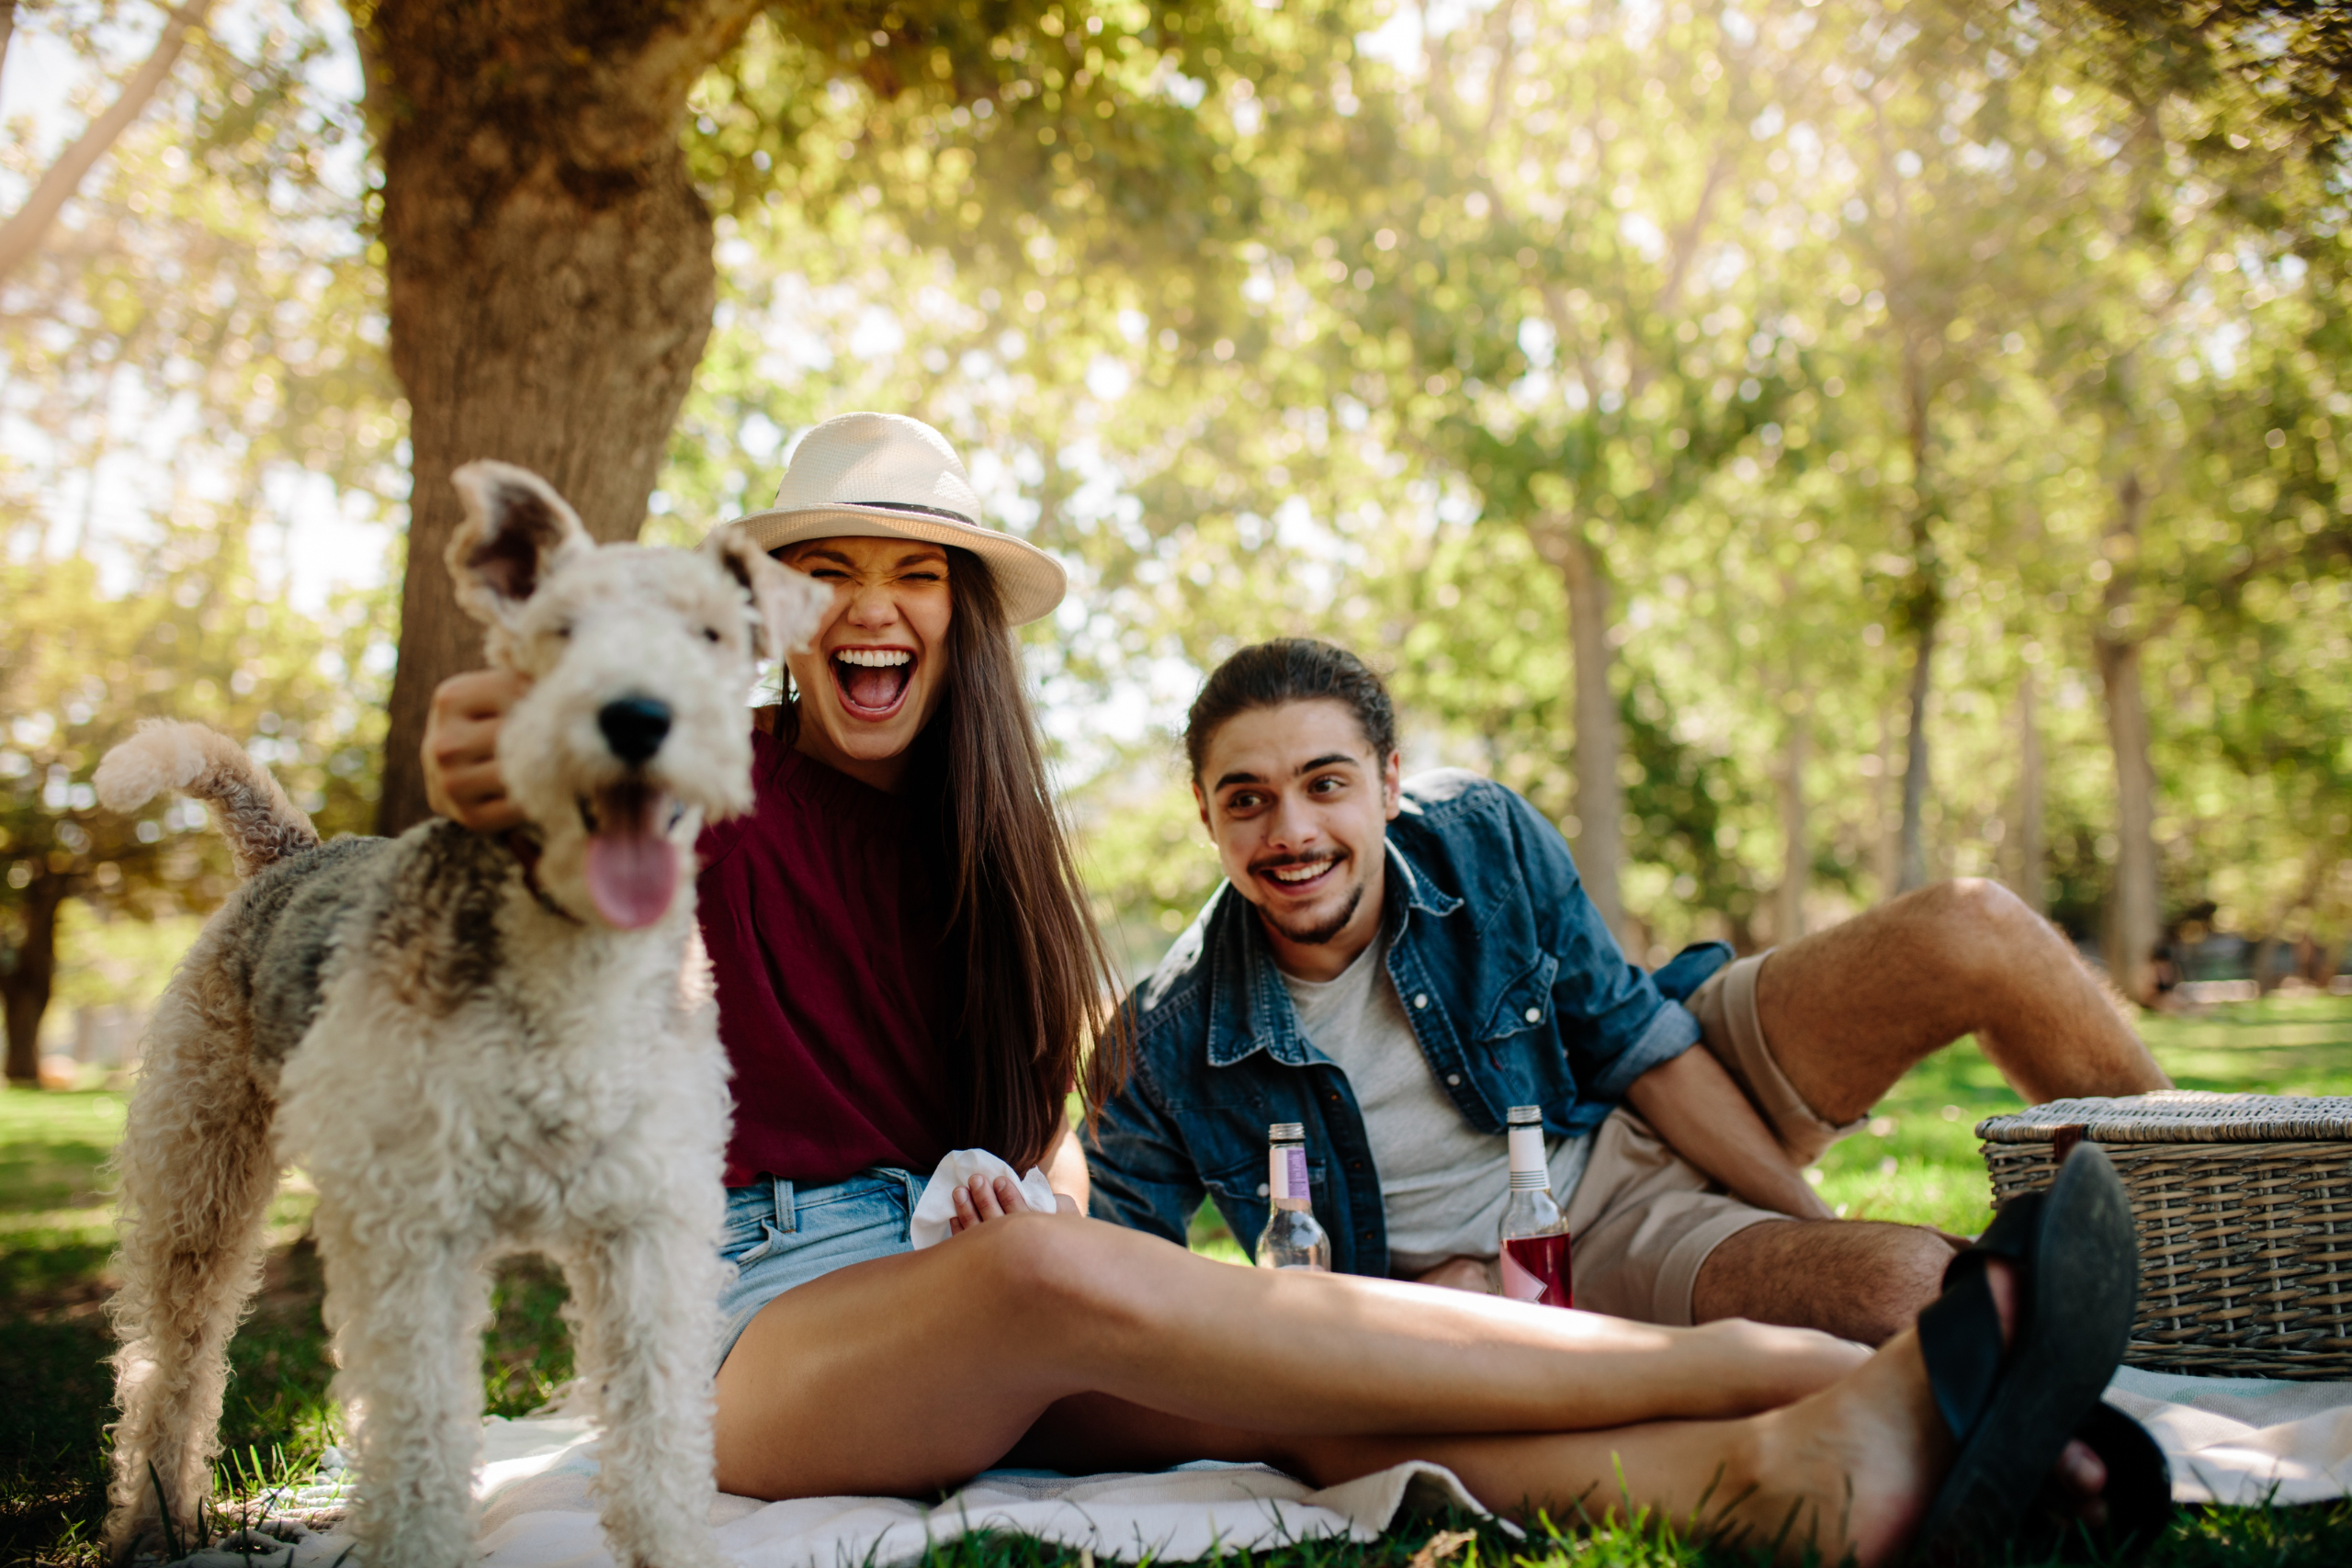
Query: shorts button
[
  {"left": 1525, "top": 1006, "right": 1543, "bottom": 1023},
  {"left": 1413, "top": 993, "right": 1430, "bottom": 1009},
  {"left": 1446, "top": 1073, "right": 1462, "bottom": 1086}
]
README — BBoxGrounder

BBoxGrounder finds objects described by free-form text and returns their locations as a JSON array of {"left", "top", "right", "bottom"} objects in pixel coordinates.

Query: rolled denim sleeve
[
  {"left": 1083, "top": 1016, "right": 1207, "bottom": 1246},
  {"left": 1497, "top": 788, "right": 1701, "bottom": 1103}
]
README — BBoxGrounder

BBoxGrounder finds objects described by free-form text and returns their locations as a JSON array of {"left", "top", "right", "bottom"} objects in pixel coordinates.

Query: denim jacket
[{"left": 1084, "top": 770, "right": 1732, "bottom": 1278}]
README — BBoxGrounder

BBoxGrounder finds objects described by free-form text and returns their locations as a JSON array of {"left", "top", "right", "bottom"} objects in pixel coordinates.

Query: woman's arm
[{"left": 422, "top": 670, "right": 532, "bottom": 831}]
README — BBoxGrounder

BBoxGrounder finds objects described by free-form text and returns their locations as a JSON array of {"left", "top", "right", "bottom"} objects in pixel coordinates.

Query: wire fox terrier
[{"left": 95, "top": 462, "right": 828, "bottom": 1567}]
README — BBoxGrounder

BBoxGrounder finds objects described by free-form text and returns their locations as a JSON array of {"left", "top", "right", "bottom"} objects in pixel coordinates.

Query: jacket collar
[{"left": 1203, "top": 836, "right": 1463, "bottom": 1069}]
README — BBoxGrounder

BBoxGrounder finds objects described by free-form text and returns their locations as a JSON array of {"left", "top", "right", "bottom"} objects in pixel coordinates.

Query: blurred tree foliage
[{"left": 0, "top": 529, "right": 389, "bottom": 1080}]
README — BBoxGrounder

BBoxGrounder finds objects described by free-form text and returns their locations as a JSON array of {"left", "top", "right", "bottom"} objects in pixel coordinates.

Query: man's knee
[{"left": 1906, "top": 877, "right": 2057, "bottom": 986}]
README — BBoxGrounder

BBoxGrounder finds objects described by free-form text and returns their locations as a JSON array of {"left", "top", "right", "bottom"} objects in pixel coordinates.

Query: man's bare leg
[
  {"left": 1756, "top": 879, "right": 2170, "bottom": 1126},
  {"left": 1693, "top": 1219, "right": 1959, "bottom": 1345}
]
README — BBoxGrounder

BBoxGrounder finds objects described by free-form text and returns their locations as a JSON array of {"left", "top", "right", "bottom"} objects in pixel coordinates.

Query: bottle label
[
  {"left": 1270, "top": 1145, "right": 1308, "bottom": 1203},
  {"left": 1500, "top": 1233, "right": 1572, "bottom": 1307},
  {"left": 1508, "top": 1123, "right": 1548, "bottom": 1190}
]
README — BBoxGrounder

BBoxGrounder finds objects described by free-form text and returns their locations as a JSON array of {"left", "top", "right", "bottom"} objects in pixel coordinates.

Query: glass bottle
[
  {"left": 1498, "top": 1104, "right": 1573, "bottom": 1307},
  {"left": 1256, "top": 1122, "right": 1332, "bottom": 1271}
]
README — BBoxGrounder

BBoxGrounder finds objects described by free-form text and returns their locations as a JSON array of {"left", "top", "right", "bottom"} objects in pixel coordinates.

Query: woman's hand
[
  {"left": 947, "top": 1172, "right": 1081, "bottom": 1235},
  {"left": 424, "top": 670, "right": 531, "bottom": 832}
]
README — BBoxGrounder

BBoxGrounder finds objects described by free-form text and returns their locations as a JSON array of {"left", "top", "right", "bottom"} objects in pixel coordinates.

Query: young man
[{"left": 1084, "top": 639, "right": 2171, "bottom": 1344}]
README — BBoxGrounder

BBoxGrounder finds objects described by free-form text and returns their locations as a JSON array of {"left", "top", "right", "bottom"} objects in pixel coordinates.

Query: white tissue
[{"left": 910, "top": 1148, "right": 1061, "bottom": 1249}]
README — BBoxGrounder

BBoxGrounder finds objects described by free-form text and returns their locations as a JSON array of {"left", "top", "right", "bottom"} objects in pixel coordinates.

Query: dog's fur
[{"left": 97, "top": 463, "right": 828, "bottom": 1568}]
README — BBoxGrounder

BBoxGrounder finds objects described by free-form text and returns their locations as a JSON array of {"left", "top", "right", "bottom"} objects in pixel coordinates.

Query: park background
[{"left": 4, "top": 0, "right": 2352, "bottom": 1561}]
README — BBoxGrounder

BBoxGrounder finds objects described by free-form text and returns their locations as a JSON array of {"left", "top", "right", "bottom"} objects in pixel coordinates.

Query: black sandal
[
  {"left": 1999, "top": 1399, "right": 2176, "bottom": 1562},
  {"left": 1915, "top": 1142, "right": 2141, "bottom": 1554}
]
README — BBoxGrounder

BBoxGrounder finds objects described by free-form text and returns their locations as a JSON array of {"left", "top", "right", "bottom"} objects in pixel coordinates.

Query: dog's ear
[
  {"left": 446, "top": 461, "right": 594, "bottom": 626},
  {"left": 704, "top": 525, "right": 832, "bottom": 658}
]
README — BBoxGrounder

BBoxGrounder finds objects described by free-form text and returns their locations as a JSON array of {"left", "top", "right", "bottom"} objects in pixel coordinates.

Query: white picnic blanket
[
  {"left": 202, "top": 1416, "right": 1498, "bottom": 1568},
  {"left": 191, "top": 1367, "right": 2352, "bottom": 1567}
]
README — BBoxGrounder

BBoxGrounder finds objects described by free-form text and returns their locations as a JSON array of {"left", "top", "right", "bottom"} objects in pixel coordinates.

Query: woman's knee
[{"left": 956, "top": 1215, "right": 1148, "bottom": 1327}]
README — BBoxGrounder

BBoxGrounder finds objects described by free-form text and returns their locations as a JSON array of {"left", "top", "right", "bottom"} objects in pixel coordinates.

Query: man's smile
[{"left": 1256, "top": 853, "right": 1344, "bottom": 893}]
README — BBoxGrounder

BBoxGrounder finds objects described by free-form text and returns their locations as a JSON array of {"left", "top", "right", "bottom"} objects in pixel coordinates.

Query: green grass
[{"left": 7, "top": 998, "right": 2352, "bottom": 1565}]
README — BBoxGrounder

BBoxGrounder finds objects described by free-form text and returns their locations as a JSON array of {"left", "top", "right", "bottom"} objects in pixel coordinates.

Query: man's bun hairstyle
[{"left": 1185, "top": 638, "right": 1398, "bottom": 779}]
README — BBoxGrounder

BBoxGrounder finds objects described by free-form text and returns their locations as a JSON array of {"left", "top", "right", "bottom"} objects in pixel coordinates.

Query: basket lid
[{"left": 1978, "top": 1091, "right": 2352, "bottom": 1145}]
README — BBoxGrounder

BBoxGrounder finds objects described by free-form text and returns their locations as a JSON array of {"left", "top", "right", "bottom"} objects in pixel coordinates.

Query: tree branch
[{"left": 0, "top": 0, "right": 217, "bottom": 286}]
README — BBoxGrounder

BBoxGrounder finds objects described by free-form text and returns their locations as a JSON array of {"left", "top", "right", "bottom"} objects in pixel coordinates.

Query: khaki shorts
[{"left": 1559, "top": 953, "right": 1863, "bottom": 1326}]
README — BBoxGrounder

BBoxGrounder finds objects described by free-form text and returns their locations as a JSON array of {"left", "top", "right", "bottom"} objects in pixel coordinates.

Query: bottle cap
[
  {"left": 1268, "top": 1122, "right": 1306, "bottom": 1141},
  {"left": 1507, "top": 1105, "right": 1543, "bottom": 1125}
]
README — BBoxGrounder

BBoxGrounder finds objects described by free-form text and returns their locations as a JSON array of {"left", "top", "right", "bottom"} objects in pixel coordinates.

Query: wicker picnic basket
[{"left": 1978, "top": 1092, "right": 2352, "bottom": 1380}]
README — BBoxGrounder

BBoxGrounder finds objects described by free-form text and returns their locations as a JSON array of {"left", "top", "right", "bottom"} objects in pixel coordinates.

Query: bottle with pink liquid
[
  {"left": 1498, "top": 1104, "right": 1572, "bottom": 1307},
  {"left": 1255, "top": 1122, "right": 1331, "bottom": 1271}
]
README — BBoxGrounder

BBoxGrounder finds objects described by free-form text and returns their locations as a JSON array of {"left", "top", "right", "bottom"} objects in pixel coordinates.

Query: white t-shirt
[{"left": 1280, "top": 936, "right": 1593, "bottom": 1276}]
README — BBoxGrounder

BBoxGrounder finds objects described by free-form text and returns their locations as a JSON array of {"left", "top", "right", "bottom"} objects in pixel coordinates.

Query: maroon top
[{"left": 696, "top": 729, "right": 962, "bottom": 1188}]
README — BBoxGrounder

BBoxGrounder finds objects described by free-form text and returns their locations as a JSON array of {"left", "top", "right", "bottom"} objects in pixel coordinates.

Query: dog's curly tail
[{"left": 95, "top": 721, "right": 321, "bottom": 877}]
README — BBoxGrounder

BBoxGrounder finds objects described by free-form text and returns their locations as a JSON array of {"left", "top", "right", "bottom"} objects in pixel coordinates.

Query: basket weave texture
[{"left": 1979, "top": 1092, "right": 2352, "bottom": 1380}]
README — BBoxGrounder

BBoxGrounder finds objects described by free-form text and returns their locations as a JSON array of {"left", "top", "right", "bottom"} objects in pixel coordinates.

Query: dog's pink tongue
[{"left": 584, "top": 828, "right": 677, "bottom": 930}]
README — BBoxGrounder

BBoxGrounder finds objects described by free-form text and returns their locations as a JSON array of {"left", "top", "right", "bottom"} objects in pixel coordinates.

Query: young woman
[{"left": 423, "top": 413, "right": 2128, "bottom": 1566}]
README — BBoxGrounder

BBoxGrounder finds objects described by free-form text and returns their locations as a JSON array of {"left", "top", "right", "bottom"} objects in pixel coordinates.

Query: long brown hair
[{"left": 779, "top": 546, "right": 1125, "bottom": 1167}]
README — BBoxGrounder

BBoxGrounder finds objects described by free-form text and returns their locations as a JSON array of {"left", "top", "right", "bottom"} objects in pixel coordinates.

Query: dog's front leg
[
  {"left": 318, "top": 1205, "right": 493, "bottom": 1568},
  {"left": 563, "top": 1218, "right": 729, "bottom": 1568}
]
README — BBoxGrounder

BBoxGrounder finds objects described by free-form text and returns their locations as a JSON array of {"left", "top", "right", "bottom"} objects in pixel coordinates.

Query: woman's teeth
[{"left": 836, "top": 649, "right": 912, "bottom": 667}]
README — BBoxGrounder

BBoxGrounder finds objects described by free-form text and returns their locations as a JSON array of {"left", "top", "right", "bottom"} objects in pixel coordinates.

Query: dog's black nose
[{"left": 598, "top": 696, "right": 672, "bottom": 765}]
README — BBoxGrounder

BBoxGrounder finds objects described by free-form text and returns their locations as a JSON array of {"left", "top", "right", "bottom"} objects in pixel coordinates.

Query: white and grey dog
[{"left": 95, "top": 462, "right": 828, "bottom": 1568}]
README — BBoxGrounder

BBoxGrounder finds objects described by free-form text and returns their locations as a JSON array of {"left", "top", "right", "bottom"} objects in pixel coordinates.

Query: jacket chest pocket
[{"left": 1476, "top": 952, "right": 1558, "bottom": 1043}]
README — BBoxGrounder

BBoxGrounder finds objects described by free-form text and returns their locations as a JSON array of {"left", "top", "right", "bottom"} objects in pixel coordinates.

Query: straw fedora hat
[{"left": 729, "top": 412, "right": 1067, "bottom": 626}]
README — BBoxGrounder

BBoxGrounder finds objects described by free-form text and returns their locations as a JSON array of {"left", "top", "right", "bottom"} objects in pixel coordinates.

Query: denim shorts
[{"left": 714, "top": 1168, "right": 923, "bottom": 1372}]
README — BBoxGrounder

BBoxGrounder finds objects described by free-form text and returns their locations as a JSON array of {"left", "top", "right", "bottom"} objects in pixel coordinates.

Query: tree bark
[
  {"left": 2, "top": 871, "right": 69, "bottom": 1085},
  {"left": 1777, "top": 702, "right": 1808, "bottom": 944},
  {"left": 1896, "top": 610, "right": 1936, "bottom": 893},
  {"left": 1548, "top": 522, "right": 1624, "bottom": 945},
  {"left": 2015, "top": 667, "right": 2045, "bottom": 915},
  {"left": 1870, "top": 707, "right": 1897, "bottom": 899},
  {"left": 2096, "top": 471, "right": 2160, "bottom": 1004},
  {"left": 0, "top": 0, "right": 216, "bottom": 284},
  {"left": 363, "top": 0, "right": 765, "bottom": 833},
  {"left": 0, "top": 2, "right": 19, "bottom": 95}
]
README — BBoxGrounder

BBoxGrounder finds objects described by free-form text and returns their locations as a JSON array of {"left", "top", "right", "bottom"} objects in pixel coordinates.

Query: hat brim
[{"left": 726, "top": 502, "right": 1068, "bottom": 626}]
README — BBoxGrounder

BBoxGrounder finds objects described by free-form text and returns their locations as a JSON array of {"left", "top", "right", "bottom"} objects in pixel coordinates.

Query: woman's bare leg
[
  {"left": 712, "top": 1215, "right": 1863, "bottom": 1498},
  {"left": 1011, "top": 1271, "right": 2066, "bottom": 1568}
]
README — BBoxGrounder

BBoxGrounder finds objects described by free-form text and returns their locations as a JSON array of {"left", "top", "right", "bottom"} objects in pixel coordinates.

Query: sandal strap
[{"left": 1919, "top": 1190, "right": 2046, "bottom": 1441}]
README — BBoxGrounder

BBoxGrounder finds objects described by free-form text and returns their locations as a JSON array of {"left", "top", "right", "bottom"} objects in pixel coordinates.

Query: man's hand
[
  {"left": 1623, "top": 1046, "right": 1838, "bottom": 1222},
  {"left": 424, "top": 670, "right": 530, "bottom": 832},
  {"left": 1414, "top": 1256, "right": 1494, "bottom": 1294}
]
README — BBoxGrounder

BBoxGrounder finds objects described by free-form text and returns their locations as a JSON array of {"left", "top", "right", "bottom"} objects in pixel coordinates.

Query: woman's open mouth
[{"left": 831, "top": 648, "right": 916, "bottom": 719}]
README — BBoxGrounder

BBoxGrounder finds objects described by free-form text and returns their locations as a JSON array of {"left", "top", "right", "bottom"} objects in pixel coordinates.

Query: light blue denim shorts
[{"left": 715, "top": 1168, "right": 923, "bottom": 1372}]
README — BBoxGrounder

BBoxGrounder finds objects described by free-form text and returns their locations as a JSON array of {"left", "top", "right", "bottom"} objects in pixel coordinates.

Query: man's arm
[
  {"left": 1622, "top": 1046, "right": 1836, "bottom": 1221},
  {"left": 1082, "top": 1043, "right": 1212, "bottom": 1246}
]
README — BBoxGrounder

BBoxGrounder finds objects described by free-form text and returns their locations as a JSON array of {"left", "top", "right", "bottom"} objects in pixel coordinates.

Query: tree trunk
[
  {"left": 2, "top": 872, "right": 69, "bottom": 1085},
  {"left": 1777, "top": 703, "right": 1807, "bottom": 944},
  {"left": 364, "top": 0, "right": 764, "bottom": 834},
  {"left": 1549, "top": 522, "right": 1624, "bottom": 945},
  {"left": 0, "top": 0, "right": 217, "bottom": 284},
  {"left": 1896, "top": 610, "right": 1936, "bottom": 893},
  {"left": 2015, "top": 668, "right": 2045, "bottom": 915},
  {"left": 1870, "top": 707, "right": 1897, "bottom": 900},
  {"left": 2096, "top": 469, "right": 2160, "bottom": 1005}
]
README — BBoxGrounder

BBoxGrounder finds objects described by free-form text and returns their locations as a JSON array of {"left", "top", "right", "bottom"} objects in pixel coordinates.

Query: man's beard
[{"left": 1261, "top": 877, "right": 1365, "bottom": 947}]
